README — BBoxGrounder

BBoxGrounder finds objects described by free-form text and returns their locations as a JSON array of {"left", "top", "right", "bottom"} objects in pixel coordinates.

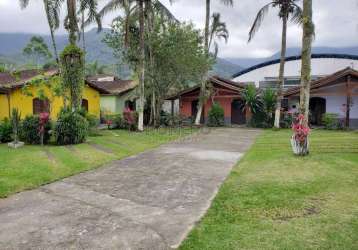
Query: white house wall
[{"left": 234, "top": 58, "right": 358, "bottom": 87}]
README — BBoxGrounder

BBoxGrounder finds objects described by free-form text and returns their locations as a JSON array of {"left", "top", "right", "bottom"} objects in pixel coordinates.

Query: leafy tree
[
  {"left": 105, "top": 11, "right": 211, "bottom": 126},
  {"left": 99, "top": 0, "right": 176, "bottom": 131},
  {"left": 195, "top": 0, "right": 233, "bottom": 125},
  {"left": 23, "top": 36, "right": 52, "bottom": 68},
  {"left": 146, "top": 21, "right": 211, "bottom": 125},
  {"left": 248, "top": 0, "right": 302, "bottom": 128},
  {"left": 19, "top": 0, "right": 61, "bottom": 63}
]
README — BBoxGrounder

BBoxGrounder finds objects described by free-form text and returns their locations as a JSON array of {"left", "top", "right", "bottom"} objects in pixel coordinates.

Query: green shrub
[
  {"left": 322, "top": 113, "right": 341, "bottom": 130},
  {"left": 85, "top": 113, "right": 99, "bottom": 128},
  {"left": 20, "top": 115, "right": 51, "bottom": 144},
  {"left": 113, "top": 114, "right": 126, "bottom": 129},
  {"left": 280, "top": 112, "right": 295, "bottom": 129},
  {"left": 55, "top": 111, "right": 89, "bottom": 145},
  {"left": 0, "top": 118, "right": 12, "bottom": 143},
  {"left": 207, "top": 102, "right": 225, "bottom": 127},
  {"left": 249, "top": 111, "right": 267, "bottom": 128}
]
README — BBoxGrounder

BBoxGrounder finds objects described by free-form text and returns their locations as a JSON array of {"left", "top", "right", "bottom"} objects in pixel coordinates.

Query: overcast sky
[{"left": 0, "top": 0, "right": 357, "bottom": 58}]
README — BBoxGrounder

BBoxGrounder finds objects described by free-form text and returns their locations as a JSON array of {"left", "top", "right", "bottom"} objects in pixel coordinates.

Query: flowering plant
[
  {"left": 292, "top": 114, "right": 310, "bottom": 145},
  {"left": 106, "top": 119, "right": 113, "bottom": 129},
  {"left": 38, "top": 112, "right": 50, "bottom": 146},
  {"left": 123, "top": 107, "right": 138, "bottom": 131}
]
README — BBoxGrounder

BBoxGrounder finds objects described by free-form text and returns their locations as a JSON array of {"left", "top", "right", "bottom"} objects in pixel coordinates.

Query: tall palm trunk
[
  {"left": 204, "top": 0, "right": 210, "bottom": 52},
  {"left": 137, "top": 0, "right": 145, "bottom": 131},
  {"left": 43, "top": 0, "right": 59, "bottom": 64},
  {"left": 299, "top": 0, "right": 313, "bottom": 126},
  {"left": 195, "top": 0, "right": 211, "bottom": 125},
  {"left": 49, "top": 27, "right": 59, "bottom": 64},
  {"left": 274, "top": 14, "right": 288, "bottom": 128},
  {"left": 82, "top": 10, "right": 86, "bottom": 54},
  {"left": 67, "top": 0, "right": 77, "bottom": 45},
  {"left": 44, "top": 1, "right": 59, "bottom": 64}
]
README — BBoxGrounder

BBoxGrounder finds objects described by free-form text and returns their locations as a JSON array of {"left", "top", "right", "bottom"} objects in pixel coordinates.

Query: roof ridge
[{"left": 232, "top": 53, "right": 358, "bottom": 79}]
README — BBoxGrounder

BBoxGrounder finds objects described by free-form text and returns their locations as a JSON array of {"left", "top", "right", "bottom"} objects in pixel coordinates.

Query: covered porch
[
  {"left": 166, "top": 76, "right": 247, "bottom": 125},
  {"left": 285, "top": 67, "right": 358, "bottom": 128}
]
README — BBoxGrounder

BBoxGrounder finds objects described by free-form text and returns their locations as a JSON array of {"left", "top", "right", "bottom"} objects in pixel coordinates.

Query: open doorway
[
  {"left": 309, "top": 97, "right": 326, "bottom": 125},
  {"left": 231, "top": 99, "right": 246, "bottom": 125}
]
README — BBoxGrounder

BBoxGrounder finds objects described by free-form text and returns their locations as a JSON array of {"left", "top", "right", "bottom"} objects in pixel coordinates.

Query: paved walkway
[{"left": 0, "top": 128, "right": 260, "bottom": 250}]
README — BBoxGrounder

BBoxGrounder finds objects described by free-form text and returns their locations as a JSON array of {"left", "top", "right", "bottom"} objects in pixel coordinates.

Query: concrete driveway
[{"left": 0, "top": 128, "right": 260, "bottom": 250}]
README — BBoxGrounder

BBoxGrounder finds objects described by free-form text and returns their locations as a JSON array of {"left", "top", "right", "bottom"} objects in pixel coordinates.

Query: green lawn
[
  {"left": 180, "top": 129, "right": 358, "bottom": 250},
  {"left": 0, "top": 127, "right": 195, "bottom": 198}
]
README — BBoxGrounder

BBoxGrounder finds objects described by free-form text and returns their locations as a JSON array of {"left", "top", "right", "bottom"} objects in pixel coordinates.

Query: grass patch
[
  {"left": 0, "top": 127, "right": 195, "bottom": 198},
  {"left": 180, "top": 129, "right": 358, "bottom": 250}
]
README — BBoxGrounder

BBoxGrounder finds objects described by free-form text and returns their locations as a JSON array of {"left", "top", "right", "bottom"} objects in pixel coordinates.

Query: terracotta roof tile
[
  {"left": 0, "top": 69, "right": 58, "bottom": 89},
  {"left": 86, "top": 75, "right": 138, "bottom": 95},
  {"left": 284, "top": 67, "right": 358, "bottom": 97}
]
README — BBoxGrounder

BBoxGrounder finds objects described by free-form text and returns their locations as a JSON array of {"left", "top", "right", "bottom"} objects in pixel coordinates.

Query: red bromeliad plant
[
  {"left": 123, "top": 107, "right": 137, "bottom": 131},
  {"left": 106, "top": 119, "right": 113, "bottom": 129},
  {"left": 39, "top": 112, "right": 50, "bottom": 146},
  {"left": 291, "top": 114, "right": 310, "bottom": 155}
]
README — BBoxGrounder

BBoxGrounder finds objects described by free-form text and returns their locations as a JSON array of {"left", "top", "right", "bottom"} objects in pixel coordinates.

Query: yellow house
[{"left": 0, "top": 69, "right": 104, "bottom": 120}]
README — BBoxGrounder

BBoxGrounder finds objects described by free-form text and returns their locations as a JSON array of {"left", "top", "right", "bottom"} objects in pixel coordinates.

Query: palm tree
[
  {"left": 299, "top": 0, "right": 314, "bottom": 126},
  {"left": 208, "top": 12, "right": 229, "bottom": 58},
  {"left": 62, "top": 0, "right": 102, "bottom": 45},
  {"left": 248, "top": 0, "right": 302, "bottom": 128},
  {"left": 195, "top": 0, "right": 233, "bottom": 125},
  {"left": 19, "top": 0, "right": 61, "bottom": 63}
]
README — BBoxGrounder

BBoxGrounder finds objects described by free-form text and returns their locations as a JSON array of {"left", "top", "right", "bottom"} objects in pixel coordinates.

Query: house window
[
  {"left": 281, "top": 98, "right": 289, "bottom": 111},
  {"left": 82, "top": 99, "right": 89, "bottom": 111},
  {"left": 33, "top": 98, "right": 49, "bottom": 115},
  {"left": 125, "top": 100, "right": 136, "bottom": 111}
]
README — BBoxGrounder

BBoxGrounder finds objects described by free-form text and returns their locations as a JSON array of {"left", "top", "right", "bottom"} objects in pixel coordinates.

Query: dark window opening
[
  {"left": 82, "top": 99, "right": 89, "bottom": 111},
  {"left": 33, "top": 98, "right": 49, "bottom": 115},
  {"left": 125, "top": 100, "right": 136, "bottom": 111},
  {"left": 281, "top": 98, "right": 289, "bottom": 111}
]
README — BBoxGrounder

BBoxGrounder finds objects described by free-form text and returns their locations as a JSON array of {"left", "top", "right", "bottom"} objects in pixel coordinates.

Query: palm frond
[
  {"left": 248, "top": 3, "right": 272, "bottom": 42},
  {"left": 98, "top": 0, "right": 126, "bottom": 18},
  {"left": 209, "top": 13, "right": 229, "bottom": 53},
  {"left": 152, "top": 0, "right": 178, "bottom": 22},
  {"left": 290, "top": 3, "right": 303, "bottom": 25}
]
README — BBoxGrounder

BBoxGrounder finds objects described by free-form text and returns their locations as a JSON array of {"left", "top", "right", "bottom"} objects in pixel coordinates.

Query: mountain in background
[
  {"left": 226, "top": 46, "right": 358, "bottom": 70},
  {"left": 0, "top": 28, "right": 241, "bottom": 78}
]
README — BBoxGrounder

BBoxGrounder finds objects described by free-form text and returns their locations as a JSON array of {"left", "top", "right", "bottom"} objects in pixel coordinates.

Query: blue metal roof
[{"left": 232, "top": 53, "right": 358, "bottom": 79}]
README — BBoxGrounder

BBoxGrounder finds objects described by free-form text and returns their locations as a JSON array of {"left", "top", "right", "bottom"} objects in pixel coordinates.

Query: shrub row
[{"left": 0, "top": 109, "right": 97, "bottom": 145}]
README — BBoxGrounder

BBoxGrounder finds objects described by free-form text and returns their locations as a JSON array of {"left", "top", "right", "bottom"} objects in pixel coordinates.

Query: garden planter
[{"left": 290, "top": 135, "right": 309, "bottom": 156}]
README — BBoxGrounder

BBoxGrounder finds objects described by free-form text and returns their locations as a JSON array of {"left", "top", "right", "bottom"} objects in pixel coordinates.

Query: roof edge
[{"left": 232, "top": 53, "right": 358, "bottom": 79}]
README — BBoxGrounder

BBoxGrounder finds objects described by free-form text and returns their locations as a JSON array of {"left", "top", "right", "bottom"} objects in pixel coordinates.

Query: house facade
[
  {"left": 285, "top": 67, "right": 358, "bottom": 128},
  {"left": 86, "top": 75, "right": 138, "bottom": 116},
  {"left": 0, "top": 69, "right": 103, "bottom": 120},
  {"left": 166, "top": 76, "right": 247, "bottom": 125}
]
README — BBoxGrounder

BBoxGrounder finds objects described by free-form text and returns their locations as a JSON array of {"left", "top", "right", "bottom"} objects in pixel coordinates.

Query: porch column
[
  {"left": 345, "top": 75, "right": 351, "bottom": 128},
  {"left": 171, "top": 99, "right": 174, "bottom": 116}
]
